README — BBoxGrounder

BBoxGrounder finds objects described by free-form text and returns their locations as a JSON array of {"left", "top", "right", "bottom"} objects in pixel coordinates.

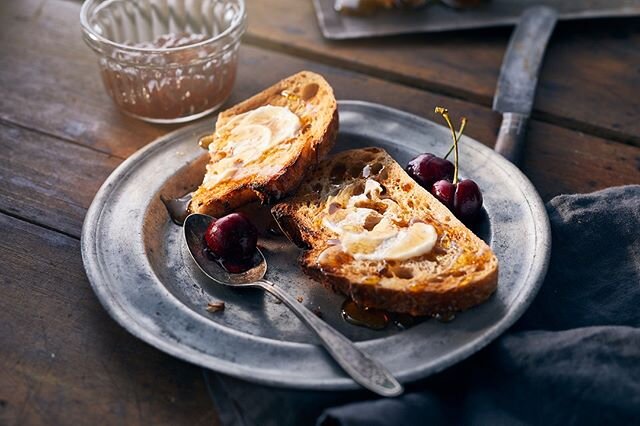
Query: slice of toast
[
  {"left": 190, "top": 71, "right": 338, "bottom": 217},
  {"left": 271, "top": 148, "right": 498, "bottom": 316}
]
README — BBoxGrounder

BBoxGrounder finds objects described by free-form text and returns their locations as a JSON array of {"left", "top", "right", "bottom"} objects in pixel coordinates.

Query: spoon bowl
[
  {"left": 184, "top": 213, "right": 266, "bottom": 286},
  {"left": 183, "top": 213, "right": 403, "bottom": 397}
]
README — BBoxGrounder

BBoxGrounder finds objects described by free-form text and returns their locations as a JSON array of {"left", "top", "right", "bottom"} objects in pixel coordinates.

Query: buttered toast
[
  {"left": 271, "top": 148, "right": 498, "bottom": 316},
  {"left": 190, "top": 71, "right": 338, "bottom": 216}
]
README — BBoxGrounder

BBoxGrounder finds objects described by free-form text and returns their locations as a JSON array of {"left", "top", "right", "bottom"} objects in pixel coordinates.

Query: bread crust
[
  {"left": 190, "top": 71, "right": 338, "bottom": 217},
  {"left": 272, "top": 148, "right": 499, "bottom": 316},
  {"left": 300, "top": 251, "right": 498, "bottom": 316}
]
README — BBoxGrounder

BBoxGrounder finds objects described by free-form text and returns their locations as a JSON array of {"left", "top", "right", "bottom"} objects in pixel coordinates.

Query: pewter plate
[
  {"left": 81, "top": 101, "right": 550, "bottom": 390},
  {"left": 314, "top": 0, "right": 640, "bottom": 40}
]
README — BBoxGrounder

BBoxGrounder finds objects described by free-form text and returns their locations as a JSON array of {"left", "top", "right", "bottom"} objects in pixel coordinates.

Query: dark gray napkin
[{"left": 206, "top": 185, "right": 640, "bottom": 426}]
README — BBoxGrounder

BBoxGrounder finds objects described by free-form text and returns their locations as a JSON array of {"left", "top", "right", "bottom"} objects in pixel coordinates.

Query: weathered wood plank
[
  {"left": 1, "top": 98, "right": 639, "bottom": 251},
  {"left": 243, "top": 0, "right": 640, "bottom": 145},
  {"left": 0, "top": 123, "right": 121, "bottom": 238},
  {"left": 0, "top": 0, "right": 168, "bottom": 158},
  {"left": 0, "top": 0, "right": 638, "bottom": 242},
  {"left": 236, "top": 52, "right": 640, "bottom": 200},
  {"left": 0, "top": 213, "right": 219, "bottom": 426},
  {"left": 1, "top": 63, "right": 639, "bottom": 244},
  {"left": 3, "top": 0, "right": 640, "bottom": 160}
]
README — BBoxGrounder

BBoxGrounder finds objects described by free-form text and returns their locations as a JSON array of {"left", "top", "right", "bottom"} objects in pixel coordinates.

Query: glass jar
[{"left": 80, "top": 0, "right": 246, "bottom": 124}]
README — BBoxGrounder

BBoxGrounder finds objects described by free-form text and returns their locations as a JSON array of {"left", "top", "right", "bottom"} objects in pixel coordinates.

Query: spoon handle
[{"left": 254, "top": 279, "right": 403, "bottom": 397}]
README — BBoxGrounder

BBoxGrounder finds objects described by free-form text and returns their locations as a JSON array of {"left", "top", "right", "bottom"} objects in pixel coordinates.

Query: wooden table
[{"left": 1, "top": 0, "right": 639, "bottom": 424}]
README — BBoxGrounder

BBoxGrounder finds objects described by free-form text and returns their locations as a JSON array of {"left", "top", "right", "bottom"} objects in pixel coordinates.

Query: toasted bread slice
[
  {"left": 271, "top": 148, "right": 498, "bottom": 316},
  {"left": 190, "top": 71, "right": 338, "bottom": 216}
]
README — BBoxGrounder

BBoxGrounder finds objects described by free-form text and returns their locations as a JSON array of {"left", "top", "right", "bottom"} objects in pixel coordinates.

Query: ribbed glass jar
[{"left": 81, "top": 0, "right": 246, "bottom": 123}]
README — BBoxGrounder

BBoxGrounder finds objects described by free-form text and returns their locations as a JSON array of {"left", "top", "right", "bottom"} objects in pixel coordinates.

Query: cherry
[
  {"left": 417, "top": 107, "right": 484, "bottom": 227},
  {"left": 453, "top": 179, "right": 483, "bottom": 225},
  {"left": 431, "top": 179, "right": 455, "bottom": 208},
  {"left": 204, "top": 213, "right": 258, "bottom": 261},
  {"left": 432, "top": 179, "right": 483, "bottom": 226},
  {"left": 202, "top": 247, "right": 255, "bottom": 274},
  {"left": 406, "top": 153, "right": 454, "bottom": 189},
  {"left": 221, "top": 258, "right": 255, "bottom": 274}
]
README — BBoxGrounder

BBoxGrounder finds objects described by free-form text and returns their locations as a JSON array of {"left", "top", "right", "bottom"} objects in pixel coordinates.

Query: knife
[{"left": 493, "top": 6, "right": 558, "bottom": 165}]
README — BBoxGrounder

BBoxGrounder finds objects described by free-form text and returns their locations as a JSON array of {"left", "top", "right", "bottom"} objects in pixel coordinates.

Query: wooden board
[
  {"left": 0, "top": 123, "right": 121, "bottom": 238},
  {"left": 244, "top": 0, "right": 640, "bottom": 146},
  {"left": 1, "top": 52, "right": 638, "bottom": 236},
  {"left": 0, "top": 213, "right": 219, "bottom": 426}
]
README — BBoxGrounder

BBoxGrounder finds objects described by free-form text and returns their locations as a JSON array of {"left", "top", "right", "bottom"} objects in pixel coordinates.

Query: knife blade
[{"left": 493, "top": 6, "right": 558, "bottom": 164}]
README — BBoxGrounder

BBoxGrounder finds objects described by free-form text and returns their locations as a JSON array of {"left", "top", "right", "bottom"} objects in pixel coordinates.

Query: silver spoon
[{"left": 183, "top": 213, "right": 403, "bottom": 397}]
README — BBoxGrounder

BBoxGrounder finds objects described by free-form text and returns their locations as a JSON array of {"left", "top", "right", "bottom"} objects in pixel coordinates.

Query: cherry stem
[
  {"left": 443, "top": 118, "right": 467, "bottom": 160},
  {"left": 435, "top": 107, "right": 466, "bottom": 185}
]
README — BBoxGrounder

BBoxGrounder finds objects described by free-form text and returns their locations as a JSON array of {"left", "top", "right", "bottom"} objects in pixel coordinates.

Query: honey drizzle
[
  {"left": 341, "top": 300, "right": 389, "bottom": 330},
  {"left": 161, "top": 192, "right": 193, "bottom": 226},
  {"left": 340, "top": 299, "right": 430, "bottom": 331}
]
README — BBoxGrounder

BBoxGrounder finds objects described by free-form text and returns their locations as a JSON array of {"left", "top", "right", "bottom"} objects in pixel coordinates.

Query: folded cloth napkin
[{"left": 205, "top": 185, "right": 640, "bottom": 426}]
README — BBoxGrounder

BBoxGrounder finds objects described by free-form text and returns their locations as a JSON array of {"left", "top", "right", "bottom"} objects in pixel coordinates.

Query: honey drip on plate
[
  {"left": 198, "top": 134, "right": 215, "bottom": 150},
  {"left": 161, "top": 192, "right": 193, "bottom": 225},
  {"left": 392, "top": 313, "right": 416, "bottom": 330},
  {"left": 341, "top": 300, "right": 389, "bottom": 330},
  {"left": 340, "top": 299, "right": 444, "bottom": 330},
  {"left": 434, "top": 312, "right": 456, "bottom": 323}
]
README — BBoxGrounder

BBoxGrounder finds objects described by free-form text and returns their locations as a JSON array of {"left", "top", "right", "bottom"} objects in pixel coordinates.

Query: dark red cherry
[
  {"left": 221, "top": 258, "right": 255, "bottom": 274},
  {"left": 204, "top": 213, "right": 258, "bottom": 261},
  {"left": 431, "top": 180, "right": 456, "bottom": 208},
  {"left": 453, "top": 179, "right": 483, "bottom": 225},
  {"left": 406, "top": 153, "right": 454, "bottom": 189}
]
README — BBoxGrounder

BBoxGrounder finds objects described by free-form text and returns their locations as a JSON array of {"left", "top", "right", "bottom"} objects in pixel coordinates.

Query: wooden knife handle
[{"left": 494, "top": 112, "right": 528, "bottom": 166}]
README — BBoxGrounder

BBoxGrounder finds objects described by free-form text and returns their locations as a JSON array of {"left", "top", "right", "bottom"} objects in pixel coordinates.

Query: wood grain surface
[
  {"left": 244, "top": 0, "right": 640, "bottom": 146},
  {"left": 1, "top": 0, "right": 639, "bottom": 424},
  {"left": 0, "top": 213, "right": 219, "bottom": 426}
]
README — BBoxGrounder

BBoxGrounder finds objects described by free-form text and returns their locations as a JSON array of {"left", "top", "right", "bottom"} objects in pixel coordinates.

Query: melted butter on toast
[
  {"left": 202, "top": 105, "right": 301, "bottom": 188},
  {"left": 322, "top": 177, "right": 437, "bottom": 261}
]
